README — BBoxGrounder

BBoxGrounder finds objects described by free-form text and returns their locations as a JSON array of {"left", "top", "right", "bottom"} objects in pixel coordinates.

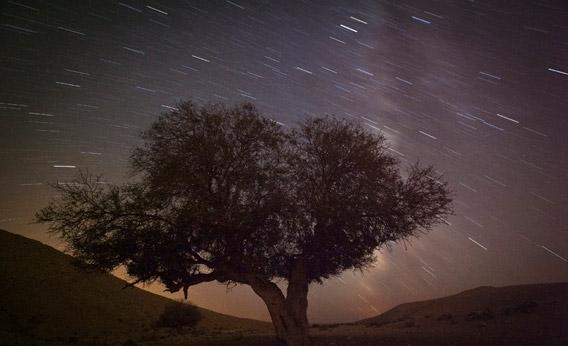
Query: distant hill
[
  {"left": 0, "top": 229, "right": 270, "bottom": 345},
  {"left": 355, "top": 282, "right": 568, "bottom": 344}
]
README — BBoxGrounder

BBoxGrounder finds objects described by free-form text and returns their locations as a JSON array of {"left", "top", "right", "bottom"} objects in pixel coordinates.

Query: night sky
[{"left": 1, "top": 0, "right": 568, "bottom": 323}]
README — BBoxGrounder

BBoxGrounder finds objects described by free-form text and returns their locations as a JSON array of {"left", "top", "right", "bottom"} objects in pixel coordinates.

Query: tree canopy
[{"left": 37, "top": 101, "right": 452, "bottom": 346}]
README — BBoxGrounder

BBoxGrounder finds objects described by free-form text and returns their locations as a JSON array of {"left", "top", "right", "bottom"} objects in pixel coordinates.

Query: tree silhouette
[{"left": 37, "top": 101, "right": 452, "bottom": 346}]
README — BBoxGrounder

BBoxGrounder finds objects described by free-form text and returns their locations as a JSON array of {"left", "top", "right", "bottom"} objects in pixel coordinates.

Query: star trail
[{"left": 1, "top": 0, "right": 567, "bottom": 323}]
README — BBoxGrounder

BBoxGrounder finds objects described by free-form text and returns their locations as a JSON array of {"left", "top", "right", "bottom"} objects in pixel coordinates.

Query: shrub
[
  {"left": 402, "top": 319, "right": 416, "bottom": 328},
  {"left": 155, "top": 303, "right": 202, "bottom": 329},
  {"left": 466, "top": 308, "right": 494, "bottom": 321},
  {"left": 313, "top": 324, "right": 339, "bottom": 331}
]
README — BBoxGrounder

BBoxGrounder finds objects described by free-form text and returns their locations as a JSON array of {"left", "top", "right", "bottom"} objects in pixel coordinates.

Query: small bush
[
  {"left": 155, "top": 303, "right": 202, "bottom": 329},
  {"left": 402, "top": 319, "right": 416, "bottom": 328},
  {"left": 503, "top": 301, "right": 537, "bottom": 315},
  {"left": 365, "top": 320, "right": 391, "bottom": 328},
  {"left": 190, "top": 327, "right": 208, "bottom": 337},
  {"left": 313, "top": 324, "right": 338, "bottom": 331},
  {"left": 466, "top": 308, "right": 494, "bottom": 321}
]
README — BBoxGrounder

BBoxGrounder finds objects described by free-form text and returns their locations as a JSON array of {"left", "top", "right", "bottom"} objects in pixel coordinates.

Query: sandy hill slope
[
  {"left": 354, "top": 282, "right": 568, "bottom": 344},
  {"left": 0, "top": 229, "right": 270, "bottom": 345}
]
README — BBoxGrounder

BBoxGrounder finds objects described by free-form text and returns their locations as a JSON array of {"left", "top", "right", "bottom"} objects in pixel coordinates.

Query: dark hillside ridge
[
  {"left": 359, "top": 281, "right": 568, "bottom": 343},
  {"left": 0, "top": 229, "right": 269, "bottom": 345}
]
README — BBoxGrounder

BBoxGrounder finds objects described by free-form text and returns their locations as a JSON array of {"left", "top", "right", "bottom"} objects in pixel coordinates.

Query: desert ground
[{"left": 1, "top": 229, "right": 566, "bottom": 346}]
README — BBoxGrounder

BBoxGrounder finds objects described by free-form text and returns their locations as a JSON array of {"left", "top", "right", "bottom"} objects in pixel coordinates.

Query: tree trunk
[
  {"left": 263, "top": 299, "right": 309, "bottom": 346},
  {"left": 249, "top": 259, "right": 311, "bottom": 346}
]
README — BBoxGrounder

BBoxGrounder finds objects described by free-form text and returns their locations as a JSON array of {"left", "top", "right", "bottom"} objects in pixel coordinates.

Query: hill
[
  {"left": 1, "top": 228, "right": 567, "bottom": 346},
  {"left": 0, "top": 229, "right": 270, "bottom": 345},
  {"left": 349, "top": 282, "right": 568, "bottom": 345}
]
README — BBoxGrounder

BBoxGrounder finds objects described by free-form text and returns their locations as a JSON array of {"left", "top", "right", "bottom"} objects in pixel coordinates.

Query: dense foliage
[{"left": 37, "top": 101, "right": 452, "bottom": 346}]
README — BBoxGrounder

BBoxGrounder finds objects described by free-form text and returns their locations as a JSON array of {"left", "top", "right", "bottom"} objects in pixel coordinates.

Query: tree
[{"left": 37, "top": 101, "right": 452, "bottom": 346}]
